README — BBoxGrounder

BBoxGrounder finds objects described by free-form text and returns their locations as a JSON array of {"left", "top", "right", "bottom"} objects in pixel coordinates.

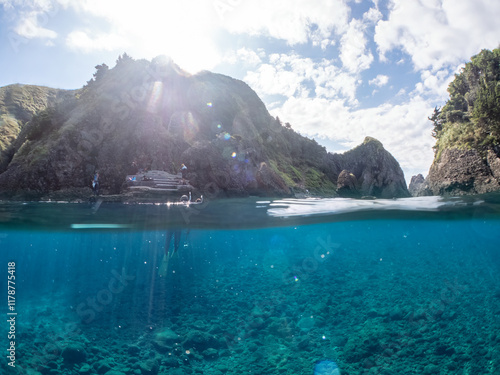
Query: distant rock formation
[
  {"left": 330, "top": 137, "right": 410, "bottom": 198},
  {"left": 408, "top": 174, "right": 428, "bottom": 196},
  {"left": 0, "top": 56, "right": 410, "bottom": 200}
]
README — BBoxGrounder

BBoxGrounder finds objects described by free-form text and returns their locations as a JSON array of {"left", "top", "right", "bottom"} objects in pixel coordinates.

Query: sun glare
[{"left": 99, "top": 1, "right": 222, "bottom": 73}]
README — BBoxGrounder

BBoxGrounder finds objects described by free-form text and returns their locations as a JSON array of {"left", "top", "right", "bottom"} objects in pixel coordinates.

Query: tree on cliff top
[{"left": 432, "top": 47, "right": 500, "bottom": 157}]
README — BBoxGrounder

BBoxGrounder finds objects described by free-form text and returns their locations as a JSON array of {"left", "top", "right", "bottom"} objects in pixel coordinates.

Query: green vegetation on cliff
[
  {"left": 0, "top": 55, "right": 409, "bottom": 199},
  {"left": 0, "top": 85, "right": 64, "bottom": 156},
  {"left": 431, "top": 47, "right": 500, "bottom": 159},
  {"left": 0, "top": 56, "right": 338, "bottom": 197}
]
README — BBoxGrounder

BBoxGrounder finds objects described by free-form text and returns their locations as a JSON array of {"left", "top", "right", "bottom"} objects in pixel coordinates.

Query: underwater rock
[
  {"left": 267, "top": 318, "right": 292, "bottom": 338},
  {"left": 38, "top": 361, "right": 59, "bottom": 375},
  {"left": 152, "top": 328, "right": 179, "bottom": 352},
  {"left": 389, "top": 307, "right": 404, "bottom": 321},
  {"left": 202, "top": 348, "right": 219, "bottom": 360},
  {"left": 138, "top": 358, "right": 159, "bottom": 375},
  {"left": 182, "top": 330, "right": 223, "bottom": 352},
  {"left": 343, "top": 318, "right": 387, "bottom": 362},
  {"left": 61, "top": 343, "right": 87, "bottom": 364},
  {"left": 314, "top": 360, "right": 340, "bottom": 375},
  {"left": 296, "top": 316, "right": 315, "bottom": 331},
  {"left": 310, "top": 302, "right": 329, "bottom": 316},
  {"left": 93, "top": 359, "right": 115, "bottom": 374},
  {"left": 78, "top": 363, "right": 92, "bottom": 374},
  {"left": 250, "top": 347, "right": 266, "bottom": 363},
  {"left": 296, "top": 337, "right": 311, "bottom": 350},
  {"left": 23, "top": 370, "right": 43, "bottom": 375},
  {"left": 162, "top": 356, "right": 180, "bottom": 368},
  {"left": 423, "top": 364, "right": 440, "bottom": 374},
  {"left": 127, "top": 345, "right": 141, "bottom": 356},
  {"left": 435, "top": 344, "right": 455, "bottom": 356},
  {"left": 103, "top": 371, "right": 126, "bottom": 375}
]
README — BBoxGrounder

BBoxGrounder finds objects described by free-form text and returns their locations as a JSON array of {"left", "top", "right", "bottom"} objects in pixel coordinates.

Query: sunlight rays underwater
[{"left": 2, "top": 205, "right": 500, "bottom": 374}]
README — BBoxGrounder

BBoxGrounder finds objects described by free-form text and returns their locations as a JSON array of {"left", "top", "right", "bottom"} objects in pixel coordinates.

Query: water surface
[{"left": 1, "top": 195, "right": 499, "bottom": 374}]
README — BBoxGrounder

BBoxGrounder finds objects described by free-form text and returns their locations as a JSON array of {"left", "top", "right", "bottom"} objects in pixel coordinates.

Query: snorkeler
[
  {"left": 158, "top": 228, "right": 191, "bottom": 276},
  {"left": 165, "top": 229, "right": 182, "bottom": 259},
  {"left": 158, "top": 194, "right": 194, "bottom": 276},
  {"left": 158, "top": 230, "right": 179, "bottom": 276}
]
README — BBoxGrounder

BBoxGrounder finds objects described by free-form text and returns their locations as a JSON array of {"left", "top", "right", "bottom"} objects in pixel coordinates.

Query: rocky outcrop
[
  {"left": 336, "top": 169, "right": 359, "bottom": 197},
  {"left": 408, "top": 174, "right": 430, "bottom": 196},
  {"left": 0, "top": 57, "right": 410, "bottom": 200},
  {"left": 487, "top": 150, "right": 500, "bottom": 181},
  {"left": 413, "top": 148, "right": 500, "bottom": 196},
  {"left": 330, "top": 137, "right": 410, "bottom": 198}
]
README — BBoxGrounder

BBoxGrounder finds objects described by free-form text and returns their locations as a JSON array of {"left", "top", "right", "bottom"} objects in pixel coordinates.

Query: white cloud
[
  {"left": 340, "top": 18, "right": 373, "bottom": 74},
  {"left": 66, "top": 30, "right": 128, "bottom": 52},
  {"left": 219, "top": 0, "right": 351, "bottom": 45},
  {"left": 414, "top": 68, "right": 454, "bottom": 99},
  {"left": 369, "top": 74, "right": 389, "bottom": 87},
  {"left": 363, "top": 7, "right": 382, "bottom": 24},
  {"left": 61, "top": 0, "right": 222, "bottom": 73},
  {"left": 224, "top": 48, "right": 263, "bottom": 66},
  {"left": 243, "top": 52, "right": 361, "bottom": 105},
  {"left": 3, "top": 0, "right": 60, "bottom": 41},
  {"left": 375, "top": 0, "right": 500, "bottom": 72},
  {"left": 14, "top": 13, "right": 57, "bottom": 39},
  {"left": 245, "top": 63, "right": 308, "bottom": 98},
  {"left": 313, "top": 64, "right": 359, "bottom": 104}
]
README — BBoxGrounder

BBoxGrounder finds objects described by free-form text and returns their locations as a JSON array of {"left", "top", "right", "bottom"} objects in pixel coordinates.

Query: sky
[{"left": 1, "top": 0, "right": 500, "bottom": 182}]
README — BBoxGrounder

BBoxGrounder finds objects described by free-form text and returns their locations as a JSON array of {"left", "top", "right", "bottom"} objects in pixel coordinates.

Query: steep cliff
[
  {"left": 0, "top": 56, "right": 409, "bottom": 200},
  {"left": 0, "top": 84, "right": 70, "bottom": 167},
  {"left": 416, "top": 48, "right": 500, "bottom": 196},
  {"left": 423, "top": 148, "right": 500, "bottom": 195}
]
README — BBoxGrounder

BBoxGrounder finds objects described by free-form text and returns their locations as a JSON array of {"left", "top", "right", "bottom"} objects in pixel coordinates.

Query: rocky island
[{"left": 0, "top": 55, "right": 409, "bottom": 201}]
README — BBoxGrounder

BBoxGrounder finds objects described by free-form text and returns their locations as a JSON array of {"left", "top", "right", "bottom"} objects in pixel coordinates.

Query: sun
[{"left": 102, "top": 1, "right": 223, "bottom": 74}]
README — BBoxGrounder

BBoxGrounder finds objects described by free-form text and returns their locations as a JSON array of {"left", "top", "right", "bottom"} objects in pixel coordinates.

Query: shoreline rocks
[{"left": 410, "top": 148, "right": 500, "bottom": 196}]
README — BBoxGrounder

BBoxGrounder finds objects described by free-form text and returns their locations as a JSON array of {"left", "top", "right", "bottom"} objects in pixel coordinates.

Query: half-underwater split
[
  {"left": 2, "top": 2, "right": 500, "bottom": 374},
  {"left": 1, "top": 195, "right": 500, "bottom": 375}
]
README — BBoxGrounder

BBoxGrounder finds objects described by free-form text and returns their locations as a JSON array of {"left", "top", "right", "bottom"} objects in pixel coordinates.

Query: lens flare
[
  {"left": 183, "top": 112, "right": 199, "bottom": 144},
  {"left": 147, "top": 81, "right": 163, "bottom": 113}
]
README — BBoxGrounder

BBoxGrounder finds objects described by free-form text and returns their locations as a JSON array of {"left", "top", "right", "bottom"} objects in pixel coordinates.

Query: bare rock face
[
  {"left": 331, "top": 137, "right": 410, "bottom": 198},
  {"left": 336, "top": 169, "right": 359, "bottom": 197},
  {"left": 408, "top": 173, "right": 433, "bottom": 197},
  {"left": 424, "top": 148, "right": 500, "bottom": 196},
  {"left": 408, "top": 174, "right": 425, "bottom": 196},
  {"left": 487, "top": 150, "right": 500, "bottom": 181}
]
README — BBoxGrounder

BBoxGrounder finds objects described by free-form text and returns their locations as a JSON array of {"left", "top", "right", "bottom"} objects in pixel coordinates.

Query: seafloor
[{"left": 3, "top": 218, "right": 500, "bottom": 375}]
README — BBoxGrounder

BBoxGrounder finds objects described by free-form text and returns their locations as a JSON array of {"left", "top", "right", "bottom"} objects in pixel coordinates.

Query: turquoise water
[{"left": 1, "top": 196, "right": 500, "bottom": 374}]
